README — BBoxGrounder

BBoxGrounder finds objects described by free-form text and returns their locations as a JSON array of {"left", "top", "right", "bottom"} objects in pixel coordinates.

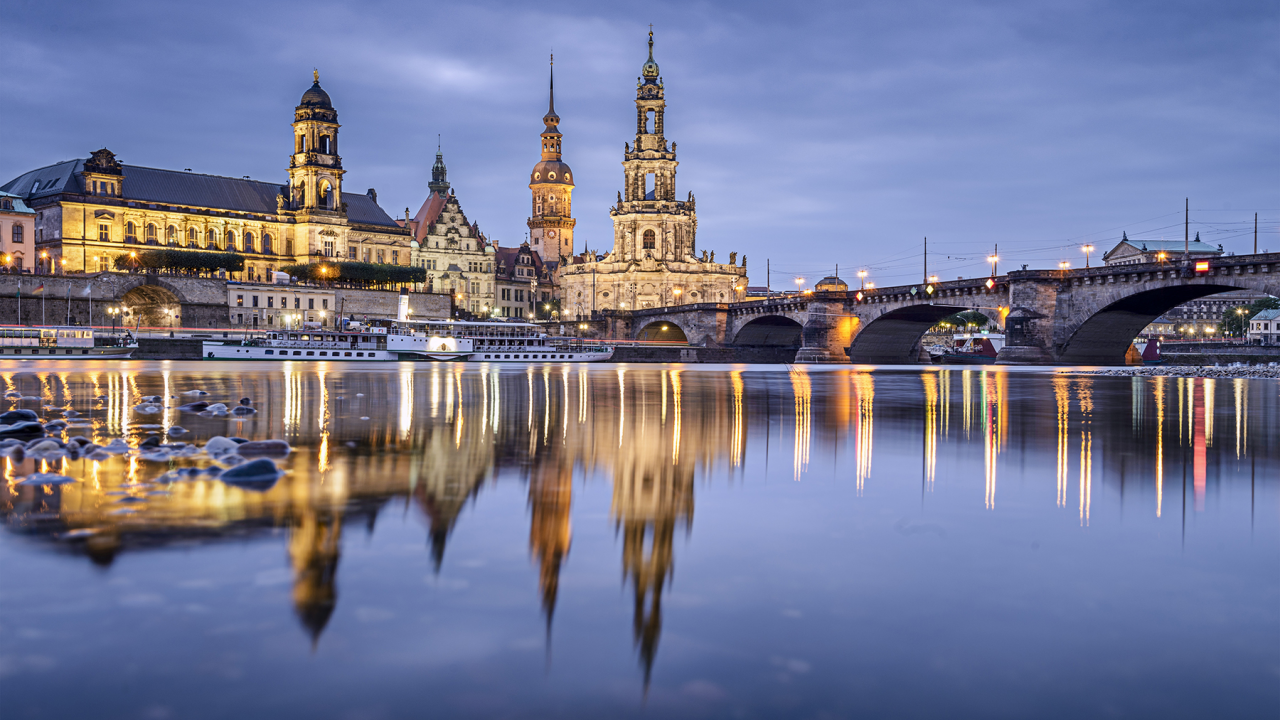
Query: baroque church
[
  {"left": 0, "top": 72, "right": 408, "bottom": 278},
  {"left": 559, "top": 32, "right": 748, "bottom": 318}
]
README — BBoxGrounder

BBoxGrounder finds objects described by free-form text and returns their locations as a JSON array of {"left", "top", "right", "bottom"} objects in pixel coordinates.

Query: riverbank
[{"left": 1073, "top": 365, "right": 1280, "bottom": 379}]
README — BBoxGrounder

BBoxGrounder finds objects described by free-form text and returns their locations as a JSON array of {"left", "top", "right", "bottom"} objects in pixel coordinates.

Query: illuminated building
[{"left": 0, "top": 72, "right": 409, "bottom": 278}]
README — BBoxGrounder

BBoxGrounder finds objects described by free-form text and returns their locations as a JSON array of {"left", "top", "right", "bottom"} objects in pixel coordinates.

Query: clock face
[{"left": 547, "top": 230, "right": 556, "bottom": 239}]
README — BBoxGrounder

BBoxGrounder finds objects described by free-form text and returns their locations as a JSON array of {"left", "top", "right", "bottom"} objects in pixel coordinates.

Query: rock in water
[
  {"left": 101, "top": 438, "right": 132, "bottom": 454},
  {"left": 239, "top": 397, "right": 252, "bottom": 406},
  {"left": 202, "top": 436, "right": 241, "bottom": 459},
  {"left": 0, "top": 409, "right": 40, "bottom": 424},
  {"left": 236, "top": 439, "right": 291, "bottom": 458},
  {"left": 178, "top": 401, "right": 209, "bottom": 413},
  {"left": 230, "top": 406, "right": 256, "bottom": 416},
  {"left": 0, "top": 421, "right": 45, "bottom": 441},
  {"left": 218, "top": 458, "right": 282, "bottom": 492},
  {"left": 19, "top": 473, "right": 77, "bottom": 486},
  {"left": 168, "top": 426, "right": 188, "bottom": 436}
]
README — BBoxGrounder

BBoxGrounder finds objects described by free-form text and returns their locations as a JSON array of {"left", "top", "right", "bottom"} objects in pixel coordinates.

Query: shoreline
[{"left": 1071, "top": 365, "right": 1280, "bottom": 380}]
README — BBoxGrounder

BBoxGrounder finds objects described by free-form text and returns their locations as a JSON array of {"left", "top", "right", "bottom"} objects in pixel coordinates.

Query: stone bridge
[
  {"left": 0, "top": 272, "right": 229, "bottom": 327},
  {"left": 594, "top": 252, "right": 1280, "bottom": 365}
]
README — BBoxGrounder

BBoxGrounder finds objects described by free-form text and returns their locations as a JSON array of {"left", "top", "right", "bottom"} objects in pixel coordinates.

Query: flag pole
[
  {"left": 66, "top": 285, "right": 71, "bottom": 325},
  {"left": 16, "top": 279, "right": 20, "bottom": 324}
]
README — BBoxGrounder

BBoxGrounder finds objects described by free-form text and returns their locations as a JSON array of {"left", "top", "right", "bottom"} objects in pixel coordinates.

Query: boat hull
[{"left": 0, "top": 347, "right": 134, "bottom": 359}]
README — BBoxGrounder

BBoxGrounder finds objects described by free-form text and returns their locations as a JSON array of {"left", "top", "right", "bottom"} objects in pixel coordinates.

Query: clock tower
[{"left": 527, "top": 56, "right": 576, "bottom": 261}]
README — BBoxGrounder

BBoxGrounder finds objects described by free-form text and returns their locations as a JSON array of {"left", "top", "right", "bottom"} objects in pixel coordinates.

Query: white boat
[
  {"left": 0, "top": 326, "right": 135, "bottom": 359},
  {"left": 202, "top": 319, "right": 614, "bottom": 363}
]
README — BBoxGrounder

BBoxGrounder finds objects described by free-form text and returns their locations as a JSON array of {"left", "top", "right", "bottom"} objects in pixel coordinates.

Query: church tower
[
  {"left": 527, "top": 56, "right": 576, "bottom": 260},
  {"left": 288, "top": 70, "right": 345, "bottom": 213}
]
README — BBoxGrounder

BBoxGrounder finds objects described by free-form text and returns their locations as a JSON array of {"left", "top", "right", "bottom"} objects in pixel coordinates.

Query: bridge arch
[
  {"left": 732, "top": 315, "right": 804, "bottom": 346},
  {"left": 848, "top": 304, "right": 975, "bottom": 364},
  {"left": 635, "top": 320, "right": 689, "bottom": 343},
  {"left": 1057, "top": 283, "right": 1258, "bottom": 364},
  {"left": 121, "top": 279, "right": 185, "bottom": 328}
]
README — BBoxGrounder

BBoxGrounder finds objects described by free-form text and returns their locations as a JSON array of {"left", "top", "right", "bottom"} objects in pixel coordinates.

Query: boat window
[
  {"left": 294, "top": 351, "right": 302, "bottom": 356},
  {"left": 356, "top": 352, "right": 364, "bottom": 357},
  {"left": 344, "top": 352, "right": 352, "bottom": 357},
  {"left": 266, "top": 350, "right": 274, "bottom": 355}
]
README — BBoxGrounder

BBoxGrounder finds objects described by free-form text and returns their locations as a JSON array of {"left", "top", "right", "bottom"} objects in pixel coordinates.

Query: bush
[
  {"left": 281, "top": 261, "right": 426, "bottom": 288},
  {"left": 113, "top": 248, "right": 244, "bottom": 274}
]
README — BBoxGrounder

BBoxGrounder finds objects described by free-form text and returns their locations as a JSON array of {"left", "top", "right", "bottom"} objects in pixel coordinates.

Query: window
[
  {"left": 516, "top": 289, "right": 525, "bottom": 303},
  {"left": 391, "top": 250, "right": 399, "bottom": 264},
  {"left": 125, "top": 222, "right": 137, "bottom": 242},
  {"left": 323, "top": 240, "right": 334, "bottom": 257},
  {"left": 319, "top": 135, "right": 331, "bottom": 154},
  {"left": 262, "top": 234, "right": 273, "bottom": 254},
  {"left": 98, "top": 224, "right": 109, "bottom": 241},
  {"left": 348, "top": 247, "right": 356, "bottom": 260},
  {"left": 12, "top": 224, "right": 24, "bottom": 243},
  {"left": 376, "top": 249, "right": 385, "bottom": 264},
  {"left": 188, "top": 227, "right": 198, "bottom": 246},
  {"left": 322, "top": 299, "right": 328, "bottom": 309},
  {"left": 236, "top": 295, "right": 244, "bottom": 306},
  {"left": 226, "top": 230, "right": 236, "bottom": 251},
  {"left": 267, "top": 296, "right": 274, "bottom": 308},
  {"left": 308, "top": 298, "right": 314, "bottom": 310},
  {"left": 145, "top": 223, "right": 157, "bottom": 243},
  {"left": 642, "top": 229, "right": 656, "bottom": 249},
  {"left": 208, "top": 229, "right": 218, "bottom": 249},
  {"left": 294, "top": 297, "right": 300, "bottom": 309},
  {"left": 244, "top": 232, "right": 254, "bottom": 253},
  {"left": 0, "top": 199, "right": 10, "bottom": 210},
  {"left": 280, "top": 296, "right": 286, "bottom": 307},
  {"left": 285, "top": 238, "right": 293, "bottom": 255},
  {"left": 251, "top": 296, "right": 259, "bottom": 307},
  {"left": 166, "top": 225, "right": 177, "bottom": 245},
  {"left": 362, "top": 248, "right": 370, "bottom": 262},
  {"left": 97, "top": 256, "right": 110, "bottom": 272}
]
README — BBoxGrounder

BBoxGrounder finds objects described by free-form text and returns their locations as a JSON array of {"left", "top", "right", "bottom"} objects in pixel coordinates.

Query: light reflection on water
[{"left": 0, "top": 361, "right": 1277, "bottom": 719}]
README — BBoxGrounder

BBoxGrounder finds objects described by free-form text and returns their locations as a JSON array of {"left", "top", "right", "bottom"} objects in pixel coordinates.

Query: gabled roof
[
  {"left": 0, "top": 190, "right": 34, "bottom": 214},
  {"left": 1253, "top": 309, "right": 1280, "bottom": 321},
  {"left": 0, "top": 159, "right": 401, "bottom": 228},
  {"left": 410, "top": 191, "right": 450, "bottom": 242},
  {"left": 494, "top": 244, "right": 552, "bottom": 283}
]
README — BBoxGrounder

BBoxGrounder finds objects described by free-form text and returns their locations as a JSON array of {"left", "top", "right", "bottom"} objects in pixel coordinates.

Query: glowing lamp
[
  {"left": 1194, "top": 261, "right": 1210, "bottom": 273},
  {"left": 985, "top": 278, "right": 995, "bottom": 290}
]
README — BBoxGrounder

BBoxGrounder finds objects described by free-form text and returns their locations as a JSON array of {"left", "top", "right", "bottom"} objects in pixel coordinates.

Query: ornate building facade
[
  {"left": 559, "top": 33, "right": 747, "bottom": 320},
  {"left": 407, "top": 150, "right": 496, "bottom": 315},
  {"left": 0, "top": 73, "right": 408, "bottom": 278},
  {"left": 527, "top": 59, "right": 576, "bottom": 262}
]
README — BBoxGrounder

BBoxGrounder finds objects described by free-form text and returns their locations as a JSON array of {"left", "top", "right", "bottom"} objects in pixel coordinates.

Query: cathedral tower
[
  {"left": 527, "top": 56, "right": 576, "bottom": 260},
  {"left": 288, "top": 70, "right": 345, "bottom": 213}
]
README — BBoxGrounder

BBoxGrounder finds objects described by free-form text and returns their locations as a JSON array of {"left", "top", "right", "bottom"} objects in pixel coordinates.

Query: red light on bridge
[
  {"left": 985, "top": 278, "right": 995, "bottom": 290},
  {"left": 1194, "top": 261, "right": 1210, "bottom": 273},
  {"left": 855, "top": 291, "right": 864, "bottom": 302}
]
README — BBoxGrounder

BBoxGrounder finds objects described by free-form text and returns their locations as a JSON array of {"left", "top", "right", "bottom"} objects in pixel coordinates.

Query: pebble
[
  {"left": 218, "top": 458, "right": 282, "bottom": 492},
  {"left": 0, "top": 409, "right": 40, "bottom": 424},
  {"left": 1076, "top": 365, "right": 1280, "bottom": 380},
  {"left": 236, "top": 439, "right": 291, "bottom": 458},
  {"left": 168, "top": 426, "right": 188, "bottom": 436},
  {"left": 0, "top": 421, "right": 46, "bottom": 441},
  {"left": 202, "top": 436, "right": 241, "bottom": 459}
]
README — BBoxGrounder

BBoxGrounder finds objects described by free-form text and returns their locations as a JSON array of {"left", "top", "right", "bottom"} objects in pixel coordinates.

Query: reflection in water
[{"left": 2, "top": 364, "right": 1277, "bottom": 691}]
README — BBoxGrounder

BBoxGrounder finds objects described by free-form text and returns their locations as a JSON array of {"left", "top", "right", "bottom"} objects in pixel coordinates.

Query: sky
[{"left": 2, "top": 0, "right": 1277, "bottom": 287}]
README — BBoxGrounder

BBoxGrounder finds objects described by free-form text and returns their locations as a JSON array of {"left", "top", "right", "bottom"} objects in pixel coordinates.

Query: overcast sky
[{"left": 2, "top": 0, "right": 1276, "bottom": 286}]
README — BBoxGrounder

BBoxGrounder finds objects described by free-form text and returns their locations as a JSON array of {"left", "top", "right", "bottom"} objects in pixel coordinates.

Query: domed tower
[
  {"left": 527, "top": 56, "right": 576, "bottom": 260},
  {"left": 288, "top": 70, "right": 345, "bottom": 213}
]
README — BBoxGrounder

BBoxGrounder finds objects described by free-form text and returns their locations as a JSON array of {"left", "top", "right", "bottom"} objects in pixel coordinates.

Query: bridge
[
  {"left": 591, "top": 253, "right": 1280, "bottom": 365},
  {"left": 0, "top": 272, "right": 229, "bottom": 327}
]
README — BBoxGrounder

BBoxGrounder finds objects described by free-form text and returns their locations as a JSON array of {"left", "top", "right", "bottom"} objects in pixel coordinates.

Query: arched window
[
  {"left": 166, "top": 225, "right": 177, "bottom": 245},
  {"left": 244, "top": 232, "right": 255, "bottom": 253},
  {"left": 319, "top": 182, "right": 331, "bottom": 209},
  {"left": 187, "top": 227, "right": 198, "bottom": 246},
  {"left": 145, "top": 223, "right": 157, "bottom": 243},
  {"left": 262, "top": 234, "right": 273, "bottom": 254},
  {"left": 207, "top": 229, "right": 218, "bottom": 249},
  {"left": 226, "top": 230, "right": 236, "bottom": 251},
  {"left": 642, "top": 229, "right": 656, "bottom": 250},
  {"left": 11, "top": 225, "right": 22, "bottom": 243},
  {"left": 297, "top": 135, "right": 306, "bottom": 153},
  {"left": 319, "top": 135, "right": 330, "bottom": 154},
  {"left": 125, "top": 222, "right": 137, "bottom": 242}
]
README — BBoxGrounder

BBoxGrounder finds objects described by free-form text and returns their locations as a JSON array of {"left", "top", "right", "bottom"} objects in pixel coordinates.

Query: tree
[
  {"left": 280, "top": 261, "right": 426, "bottom": 289},
  {"left": 1220, "top": 296, "right": 1280, "bottom": 337},
  {"left": 932, "top": 310, "right": 993, "bottom": 333},
  {"left": 112, "top": 249, "right": 243, "bottom": 274}
]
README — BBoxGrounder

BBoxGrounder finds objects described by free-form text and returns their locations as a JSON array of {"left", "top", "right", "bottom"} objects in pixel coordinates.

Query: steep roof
[
  {"left": 410, "top": 191, "right": 450, "bottom": 242},
  {"left": 0, "top": 160, "right": 400, "bottom": 228},
  {"left": 494, "top": 245, "right": 552, "bottom": 283}
]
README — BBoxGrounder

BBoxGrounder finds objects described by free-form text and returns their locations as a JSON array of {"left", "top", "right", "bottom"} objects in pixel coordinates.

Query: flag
[
  {"left": 81, "top": 284, "right": 92, "bottom": 296},
  {"left": 33, "top": 283, "right": 44, "bottom": 294}
]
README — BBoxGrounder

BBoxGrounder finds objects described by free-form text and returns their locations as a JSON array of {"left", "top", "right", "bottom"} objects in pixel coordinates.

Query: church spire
[
  {"left": 429, "top": 137, "right": 449, "bottom": 195},
  {"left": 543, "top": 54, "right": 560, "bottom": 132}
]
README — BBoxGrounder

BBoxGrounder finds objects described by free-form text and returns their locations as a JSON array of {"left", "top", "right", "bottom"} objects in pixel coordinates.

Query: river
[{"left": 1, "top": 362, "right": 1276, "bottom": 719}]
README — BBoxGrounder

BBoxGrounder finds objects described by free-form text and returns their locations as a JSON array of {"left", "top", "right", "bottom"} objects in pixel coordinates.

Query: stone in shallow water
[
  {"left": 178, "top": 402, "right": 209, "bottom": 413},
  {"left": 202, "top": 436, "right": 240, "bottom": 459},
  {"left": 101, "top": 438, "right": 132, "bottom": 454},
  {"left": 181, "top": 389, "right": 209, "bottom": 396},
  {"left": 0, "top": 421, "right": 45, "bottom": 441},
  {"left": 236, "top": 439, "right": 291, "bottom": 458},
  {"left": 218, "top": 458, "right": 282, "bottom": 492},
  {"left": 168, "top": 426, "right": 188, "bottom": 436},
  {"left": 230, "top": 406, "right": 256, "bottom": 416},
  {"left": 0, "top": 409, "right": 40, "bottom": 424}
]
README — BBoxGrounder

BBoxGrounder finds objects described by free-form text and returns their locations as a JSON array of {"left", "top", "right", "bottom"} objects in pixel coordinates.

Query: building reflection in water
[{"left": 1, "top": 364, "right": 1276, "bottom": 686}]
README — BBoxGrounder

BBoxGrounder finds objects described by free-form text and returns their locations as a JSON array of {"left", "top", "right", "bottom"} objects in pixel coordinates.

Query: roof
[
  {"left": 1253, "top": 309, "right": 1280, "bottom": 321},
  {"left": 0, "top": 159, "right": 401, "bottom": 228},
  {"left": 1104, "top": 238, "right": 1222, "bottom": 260},
  {"left": 410, "top": 191, "right": 450, "bottom": 242},
  {"left": 0, "top": 190, "right": 33, "bottom": 214},
  {"left": 494, "top": 244, "right": 553, "bottom": 283}
]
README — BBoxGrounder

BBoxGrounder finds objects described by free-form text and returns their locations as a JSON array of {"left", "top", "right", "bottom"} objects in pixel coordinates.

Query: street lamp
[
  {"left": 795, "top": 277, "right": 805, "bottom": 294},
  {"left": 987, "top": 254, "right": 999, "bottom": 276},
  {"left": 1082, "top": 244, "right": 1095, "bottom": 268},
  {"left": 1059, "top": 261, "right": 1070, "bottom": 271},
  {"left": 857, "top": 270, "right": 867, "bottom": 290},
  {"left": 1156, "top": 251, "right": 1168, "bottom": 265}
]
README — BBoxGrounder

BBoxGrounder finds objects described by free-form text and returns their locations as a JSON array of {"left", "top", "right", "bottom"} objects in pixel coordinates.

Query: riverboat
[
  {"left": 936, "top": 333, "right": 1004, "bottom": 365},
  {"left": 0, "top": 326, "right": 135, "bottom": 359},
  {"left": 202, "top": 320, "right": 614, "bottom": 363}
]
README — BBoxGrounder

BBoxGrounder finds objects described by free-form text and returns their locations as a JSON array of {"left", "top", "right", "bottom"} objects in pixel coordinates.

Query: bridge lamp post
[
  {"left": 1157, "top": 251, "right": 1168, "bottom": 265},
  {"left": 795, "top": 277, "right": 806, "bottom": 296},
  {"left": 1058, "top": 261, "right": 1070, "bottom": 271},
  {"left": 1082, "top": 244, "right": 1095, "bottom": 268},
  {"left": 858, "top": 270, "right": 867, "bottom": 290},
  {"left": 987, "top": 254, "right": 999, "bottom": 276}
]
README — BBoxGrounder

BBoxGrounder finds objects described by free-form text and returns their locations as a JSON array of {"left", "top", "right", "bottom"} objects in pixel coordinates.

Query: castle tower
[
  {"left": 288, "top": 70, "right": 345, "bottom": 213},
  {"left": 527, "top": 56, "right": 576, "bottom": 261}
]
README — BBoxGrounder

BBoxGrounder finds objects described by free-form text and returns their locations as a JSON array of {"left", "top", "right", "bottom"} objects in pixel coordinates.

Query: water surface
[{"left": 1, "top": 362, "right": 1276, "bottom": 719}]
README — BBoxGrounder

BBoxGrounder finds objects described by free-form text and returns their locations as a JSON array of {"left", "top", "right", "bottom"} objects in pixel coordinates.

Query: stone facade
[
  {"left": 559, "top": 32, "right": 747, "bottom": 320},
  {"left": 527, "top": 59, "right": 576, "bottom": 262},
  {"left": 407, "top": 153, "right": 496, "bottom": 316},
  {"left": 227, "top": 282, "right": 335, "bottom": 328},
  {"left": 494, "top": 243, "right": 555, "bottom": 319},
  {"left": 0, "top": 73, "right": 409, "bottom": 280}
]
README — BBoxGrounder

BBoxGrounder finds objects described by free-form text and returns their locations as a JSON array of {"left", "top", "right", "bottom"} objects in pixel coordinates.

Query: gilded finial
[{"left": 313, "top": 68, "right": 319, "bottom": 83}]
